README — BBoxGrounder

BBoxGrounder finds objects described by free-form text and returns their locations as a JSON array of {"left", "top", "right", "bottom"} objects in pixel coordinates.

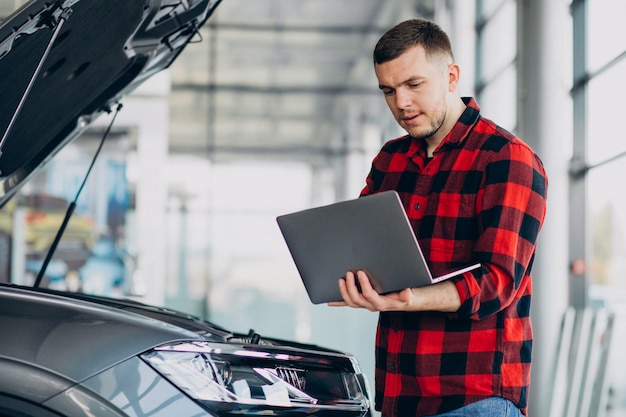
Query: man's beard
[{"left": 406, "top": 109, "right": 446, "bottom": 141}]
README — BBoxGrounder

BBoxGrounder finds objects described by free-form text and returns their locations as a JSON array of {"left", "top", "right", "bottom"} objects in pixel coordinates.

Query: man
[{"left": 329, "top": 19, "right": 548, "bottom": 417}]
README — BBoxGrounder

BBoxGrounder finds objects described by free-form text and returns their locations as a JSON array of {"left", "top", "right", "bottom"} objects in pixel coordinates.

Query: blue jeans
[{"left": 426, "top": 397, "right": 524, "bottom": 417}]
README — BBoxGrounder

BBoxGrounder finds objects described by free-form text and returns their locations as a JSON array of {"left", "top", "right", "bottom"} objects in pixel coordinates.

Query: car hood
[
  {"left": 0, "top": 283, "right": 356, "bottom": 380},
  {"left": 0, "top": 284, "right": 204, "bottom": 382},
  {"left": 40, "top": 286, "right": 350, "bottom": 355},
  {"left": 0, "top": 0, "right": 220, "bottom": 207}
]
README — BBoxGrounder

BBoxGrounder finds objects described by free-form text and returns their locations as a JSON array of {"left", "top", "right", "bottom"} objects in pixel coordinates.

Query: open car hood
[{"left": 0, "top": 0, "right": 220, "bottom": 208}]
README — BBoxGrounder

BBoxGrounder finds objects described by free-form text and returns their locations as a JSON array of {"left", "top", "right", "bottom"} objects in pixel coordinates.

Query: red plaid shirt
[{"left": 361, "top": 98, "right": 547, "bottom": 416}]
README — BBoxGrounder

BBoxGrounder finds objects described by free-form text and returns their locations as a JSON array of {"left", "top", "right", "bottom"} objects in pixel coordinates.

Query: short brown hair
[{"left": 373, "top": 18, "right": 454, "bottom": 64}]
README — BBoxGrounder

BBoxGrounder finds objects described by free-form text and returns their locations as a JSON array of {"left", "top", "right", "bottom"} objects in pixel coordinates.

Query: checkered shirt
[{"left": 361, "top": 97, "right": 548, "bottom": 416}]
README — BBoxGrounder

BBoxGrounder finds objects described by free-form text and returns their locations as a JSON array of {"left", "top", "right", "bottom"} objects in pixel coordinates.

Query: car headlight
[{"left": 142, "top": 341, "right": 370, "bottom": 416}]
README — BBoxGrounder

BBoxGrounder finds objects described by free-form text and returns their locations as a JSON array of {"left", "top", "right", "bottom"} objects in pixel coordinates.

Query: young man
[{"left": 329, "top": 19, "right": 548, "bottom": 416}]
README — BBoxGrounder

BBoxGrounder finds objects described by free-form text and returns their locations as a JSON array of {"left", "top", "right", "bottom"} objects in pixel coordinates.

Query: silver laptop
[{"left": 276, "top": 190, "right": 481, "bottom": 304}]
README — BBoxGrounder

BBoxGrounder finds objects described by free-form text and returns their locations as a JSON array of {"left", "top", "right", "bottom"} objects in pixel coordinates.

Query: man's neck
[{"left": 425, "top": 96, "right": 467, "bottom": 157}]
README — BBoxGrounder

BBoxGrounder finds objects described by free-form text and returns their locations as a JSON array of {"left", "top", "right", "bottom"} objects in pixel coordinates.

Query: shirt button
[{"left": 414, "top": 203, "right": 420, "bottom": 210}]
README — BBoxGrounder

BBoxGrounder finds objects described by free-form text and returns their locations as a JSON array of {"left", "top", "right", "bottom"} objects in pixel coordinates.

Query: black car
[
  {"left": 0, "top": 285, "right": 371, "bottom": 416},
  {"left": 0, "top": 1, "right": 372, "bottom": 416}
]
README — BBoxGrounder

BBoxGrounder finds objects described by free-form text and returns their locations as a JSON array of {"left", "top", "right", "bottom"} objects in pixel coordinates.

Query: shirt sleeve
[{"left": 453, "top": 141, "right": 548, "bottom": 320}]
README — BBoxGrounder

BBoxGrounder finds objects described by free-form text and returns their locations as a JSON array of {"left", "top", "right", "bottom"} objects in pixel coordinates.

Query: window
[{"left": 475, "top": 0, "right": 517, "bottom": 131}]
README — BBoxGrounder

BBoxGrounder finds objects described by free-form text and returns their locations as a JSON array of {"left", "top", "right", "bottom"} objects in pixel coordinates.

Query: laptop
[{"left": 276, "top": 191, "right": 481, "bottom": 304}]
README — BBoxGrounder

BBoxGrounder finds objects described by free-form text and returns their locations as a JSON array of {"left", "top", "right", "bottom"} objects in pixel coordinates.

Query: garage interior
[{"left": 1, "top": 1, "right": 625, "bottom": 416}]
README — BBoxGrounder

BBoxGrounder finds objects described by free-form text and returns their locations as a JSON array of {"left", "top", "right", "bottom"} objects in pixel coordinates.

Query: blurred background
[{"left": 1, "top": 1, "right": 625, "bottom": 416}]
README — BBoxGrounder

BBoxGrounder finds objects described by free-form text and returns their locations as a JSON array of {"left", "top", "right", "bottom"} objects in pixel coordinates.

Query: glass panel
[
  {"left": 587, "top": 0, "right": 626, "bottom": 73},
  {"left": 478, "top": 0, "right": 516, "bottom": 84},
  {"left": 588, "top": 161, "right": 626, "bottom": 290},
  {"left": 477, "top": 64, "right": 517, "bottom": 133},
  {"left": 587, "top": 13, "right": 626, "bottom": 417},
  {"left": 587, "top": 58, "right": 626, "bottom": 165},
  {"left": 477, "top": 0, "right": 508, "bottom": 19},
  {"left": 588, "top": 159, "right": 626, "bottom": 417}
]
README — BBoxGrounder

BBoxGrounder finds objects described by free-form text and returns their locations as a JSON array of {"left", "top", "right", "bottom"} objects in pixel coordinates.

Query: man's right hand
[{"left": 328, "top": 269, "right": 461, "bottom": 313}]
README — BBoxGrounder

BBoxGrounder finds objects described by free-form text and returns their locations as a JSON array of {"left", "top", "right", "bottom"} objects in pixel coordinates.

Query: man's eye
[{"left": 382, "top": 89, "right": 394, "bottom": 96}]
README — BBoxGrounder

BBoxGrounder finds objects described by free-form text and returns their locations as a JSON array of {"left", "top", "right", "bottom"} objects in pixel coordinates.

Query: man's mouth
[{"left": 402, "top": 114, "right": 420, "bottom": 125}]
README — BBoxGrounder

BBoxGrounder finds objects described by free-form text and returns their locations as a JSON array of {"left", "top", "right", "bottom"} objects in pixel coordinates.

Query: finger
[
  {"left": 344, "top": 272, "right": 366, "bottom": 305},
  {"left": 355, "top": 270, "right": 376, "bottom": 295},
  {"left": 337, "top": 277, "right": 355, "bottom": 306},
  {"left": 337, "top": 272, "right": 367, "bottom": 308},
  {"left": 345, "top": 271, "right": 380, "bottom": 311},
  {"left": 352, "top": 270, "right": 384, "bottom": 310}
]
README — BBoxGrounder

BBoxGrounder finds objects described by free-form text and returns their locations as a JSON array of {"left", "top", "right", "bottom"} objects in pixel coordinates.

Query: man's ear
[{"left": 448, "top": 63, "right": 461, "bottom": 92}]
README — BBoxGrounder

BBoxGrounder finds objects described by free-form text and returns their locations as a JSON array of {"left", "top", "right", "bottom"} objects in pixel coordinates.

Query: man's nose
[{"left": 394, "top": 89, "right": 411, "bottom": 109}]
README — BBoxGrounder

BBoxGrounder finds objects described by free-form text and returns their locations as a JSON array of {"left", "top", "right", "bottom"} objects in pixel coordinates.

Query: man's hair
[{"left": 373, "top": 18, "right": 454, "bottom": 65}]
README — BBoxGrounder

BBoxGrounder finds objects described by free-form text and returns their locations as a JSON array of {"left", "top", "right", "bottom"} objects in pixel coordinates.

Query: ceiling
[
  {"left": 0, "top": 0, "right": 436, "bottom": 164},
  {"left": 167, "top": 0, "right": 436, "bottom": 163}
]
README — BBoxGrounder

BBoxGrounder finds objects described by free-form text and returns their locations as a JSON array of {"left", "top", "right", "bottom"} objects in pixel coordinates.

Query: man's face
[{"left": 375, "top": 45, "right": 452, "bottom": 142}]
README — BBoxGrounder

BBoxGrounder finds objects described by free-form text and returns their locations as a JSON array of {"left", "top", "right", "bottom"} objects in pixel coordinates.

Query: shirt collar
[{"left": 435, "top": 97, "right": 481, "bottom": 152}]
